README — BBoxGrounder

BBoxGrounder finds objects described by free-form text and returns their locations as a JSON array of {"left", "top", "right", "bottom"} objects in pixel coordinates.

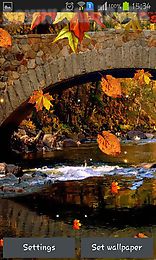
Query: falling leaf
[
  {"left": 97, "top": 131, "right": 121, "bottom": 156},
  {"left": 70, "top": 12, "right": 90, "bottom": 43},
  {"left": 0, "top": 28, "right": 12, "bottom": 48},
  {"left": 53, "top": 12, "right": 75, "bottom": 24},
  {"left": 53, "top": 26, "right": 78, "bottom": 52},
  {"left": 73, "top": 219, "right": 81, "bottom": 230},
  {"left": 31, "top": 12, "right": 57, "bottom": 30},
  {"left": 3, "top": 12, "right": 25, "bottom": 23},
  {"left": 101, "top": 75, "right": 122, "bottom": 98},
  {"left": 134, "top": 69, "right": 152, "bottom": 85},
  {"left": 29, "top": 90, "right": 54, "bottom": 111},
  {"left": 111, "top": 181, "right": 120, "bottom": 194},
  {"left": 0, "top": 239, "right": 3, "bottom": 247},
  {"left": 134, "top": 233, "right": 148, "bottom": 238}
]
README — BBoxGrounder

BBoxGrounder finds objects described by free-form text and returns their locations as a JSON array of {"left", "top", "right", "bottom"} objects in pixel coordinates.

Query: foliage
[
  {"left": 52, "top": 12, "right": 105, "bottom": 52},
  {"left": 101, "top": 75, "right": 122, "bottom": 98},
  {"left": 134, "top": 69, "right": 152, "bottom": 85},
  {"left": 20, "top": 119, "right": 36, "bottom": 132},
  {"left": 29, "top": 90, "right": 54, "bottom": 112},
  {"left": 0, "top": 28, "right": 12, "bottom": 48},
  {"left": 97, "top": 131, "right": 121, "bottom": 156}
]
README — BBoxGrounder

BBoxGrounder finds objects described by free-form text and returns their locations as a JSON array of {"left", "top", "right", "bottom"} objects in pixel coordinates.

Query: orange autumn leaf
[
  {"left": 134, "top": 233, "right": 148, "bottom": 238},
  {"left": 0, "top": 28, "right": 12, "bottom": 48},
  {"left": 31, "top": 12, "right": 57, "bottom": 30},
  {"left": 73, "top": 219, "right": 81, "bottom": 230},
  {"left": 70, "top": 12, "right": 105, "bottom": 43},
  {"left": 0, "top": 239, "right": 3, "bottom": 247},
  {"left": 134, "top": 69, "right": 152, "bottom": 85},
  {"left": 70, "top": 12, "right": 90, "bottom": 42},
  {"left": 101, "top": 75, "right": 122, "bottom": 98},
  {"left": 111, "top": 181, "right": 120, "bottom": 194},
  {"left": 29, "top": 90, "right": 54, "bottom": 112},
  {"left": 97, "top": 131, "right": 121, "bottom": 156}
]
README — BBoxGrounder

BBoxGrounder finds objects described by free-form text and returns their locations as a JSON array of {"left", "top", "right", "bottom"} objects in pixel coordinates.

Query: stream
[{"left": 0, "top": 140, "right": 156, "bottom": 259}]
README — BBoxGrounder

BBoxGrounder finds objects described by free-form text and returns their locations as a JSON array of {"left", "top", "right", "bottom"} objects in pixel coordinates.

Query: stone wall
[{"left": 0, "top": 30, "right": 156, "bottom": 126}]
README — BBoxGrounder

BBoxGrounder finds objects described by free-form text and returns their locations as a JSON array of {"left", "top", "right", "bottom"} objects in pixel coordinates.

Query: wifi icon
[{"left": 77, "top": 1, "right": 86, "bottom": 10}]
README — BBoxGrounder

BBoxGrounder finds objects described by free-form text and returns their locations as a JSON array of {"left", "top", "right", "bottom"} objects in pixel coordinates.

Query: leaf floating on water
[
  {"left": 134, "top": 233, "right": 148, "bottom": 238},
  {"left": 97, "top": 131, "right": 121, "bottom": 156},
  {"left": 0, "top": 28, "right": 12, "bottom": 48},
  {"left": 111, "top": 181, "right": 120, "bottom": 194},
  {"left": 73, "top": 219, "right": 81, "bottom": 230},
  {"left": 101, "top": 75, "right": 122, "bottom": 98}
]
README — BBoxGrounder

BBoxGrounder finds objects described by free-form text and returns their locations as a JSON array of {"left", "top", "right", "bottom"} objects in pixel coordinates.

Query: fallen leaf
[
  {"left": 111, "top": 181, "right": 120, "bottom": 194},
  {"left": 0, "top": 28, "right": 12, "bottom": 48},
  {"left": 97, "top": 131, "right": 121, "bottom": 156},
  {"left": 101, "top": 75, "right": 122, "bottom": 98},
  {"left": 29, "top": 90, "right": 54, "bottom": 111}
]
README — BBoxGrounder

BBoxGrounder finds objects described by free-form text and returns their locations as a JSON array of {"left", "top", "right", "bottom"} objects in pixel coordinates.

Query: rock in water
[
  {"left": 62, "top": 138, "right": 78, "bottom": 147},
  {"left": 6, "top": 164, "right": 23, "bottom": 177},
  {"left": 127, "top": 131, "right": 147, "bottom": 140}
]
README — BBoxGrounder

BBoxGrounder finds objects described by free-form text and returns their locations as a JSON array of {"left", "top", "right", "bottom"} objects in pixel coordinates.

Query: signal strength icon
[
  {"left": 98, "top": 2, "right": 108, "bottom": 11},
  {"left": 77, "top": 1, "right": 85, "bottom": 10}
]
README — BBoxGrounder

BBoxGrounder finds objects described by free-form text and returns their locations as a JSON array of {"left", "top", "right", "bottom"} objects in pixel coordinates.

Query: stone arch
[{"left": 0, "top": 30, "right": 156, "bottom": 127}]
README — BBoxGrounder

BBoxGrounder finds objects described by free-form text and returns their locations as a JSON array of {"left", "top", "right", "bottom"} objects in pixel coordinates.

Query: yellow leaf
[
  {"left": 53, "top": 26, "right": 78, "bottom": 52},
  {"left": 144, "top": 74, "right": 150, "bottom": 85},
  {"left": 125, "top": 19, "right": 142, "bottom": 31},
  {"left": 3, "top": 12, "right": 25, "bottom": 23},
  {"left": 29, "top": 90, "right": 54, "bottom": 111},
  {"left": 53, "top": 12, "right": 75, "bottom": 24}
]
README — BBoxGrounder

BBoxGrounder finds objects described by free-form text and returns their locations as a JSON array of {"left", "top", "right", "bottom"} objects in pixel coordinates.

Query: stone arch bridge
[{"left": 0, "top": 30, "right": 156, "bottom": 128}]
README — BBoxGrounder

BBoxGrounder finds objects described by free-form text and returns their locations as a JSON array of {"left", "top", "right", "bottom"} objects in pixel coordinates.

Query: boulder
[
  {"left": 145, "top": 133, "right": 154, "bottom": 139},
  {"left": 43, "top": 134, "right": 57, "bottom": 148},
  {"left": 127, "top": 130, "right": 147, "bottom": 140}
]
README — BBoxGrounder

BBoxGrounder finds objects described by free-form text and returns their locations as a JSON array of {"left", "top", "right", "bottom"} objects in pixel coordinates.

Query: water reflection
[{"left": 0, "top": 199, "right": 155, "bottom": 260}]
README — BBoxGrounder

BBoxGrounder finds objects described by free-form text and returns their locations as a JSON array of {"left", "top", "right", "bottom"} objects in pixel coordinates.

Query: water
[{"left": 1, "top": 140, "right": 156, "bottom": 259}]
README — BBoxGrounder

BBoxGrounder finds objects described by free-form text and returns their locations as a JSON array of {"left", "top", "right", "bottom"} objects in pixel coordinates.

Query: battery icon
[{"left": 122, "top": 1, "right": 130, "bottom": 11}]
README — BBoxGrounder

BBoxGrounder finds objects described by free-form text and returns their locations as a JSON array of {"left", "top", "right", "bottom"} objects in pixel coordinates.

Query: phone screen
[{"left": 0, "top": 1, "right": 156, "bottom": 259}]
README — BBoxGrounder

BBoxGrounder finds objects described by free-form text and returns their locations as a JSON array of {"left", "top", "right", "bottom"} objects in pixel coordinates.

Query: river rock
[
  {"left": 145, "top": 133, "right": 154, "bottom": 139},
  {"left": 21, "top": 174, "right": 32, "bottom": 181},
  {"left": 32, "top": 172, "right": 47, "bottom": 178},
  {"left": 62, "top": 138, "right": 78, "bottom": 147},
  {"left": 43, "top": 134, "right": 56, "bottom": 148},
  {"left": 127, "top": 131, "right": 147, "bottom": 140},
  {"left": 6, "top": 164, "right": 23, "bottom": 177}
]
